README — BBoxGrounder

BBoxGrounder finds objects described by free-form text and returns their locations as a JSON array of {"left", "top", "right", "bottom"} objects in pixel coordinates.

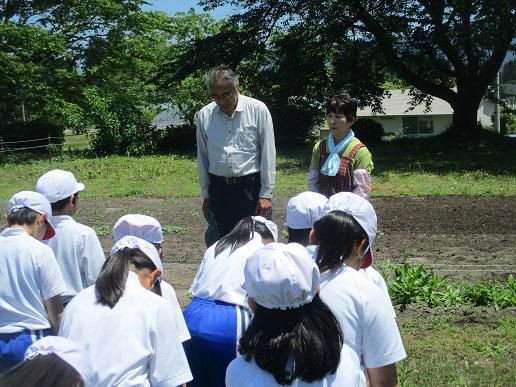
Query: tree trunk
[{"left": 449, "top": 93, "right": 483, "bottom": 139}]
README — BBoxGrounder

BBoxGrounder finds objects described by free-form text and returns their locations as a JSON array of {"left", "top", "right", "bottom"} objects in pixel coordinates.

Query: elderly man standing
[{"left": 196, "top": 66, "right": 276, "bottom": 237}]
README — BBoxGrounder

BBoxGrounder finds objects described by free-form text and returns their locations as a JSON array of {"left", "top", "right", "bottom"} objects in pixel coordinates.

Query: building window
[{"left": 403, "top": 116, "right": 434, "bottom": 135}]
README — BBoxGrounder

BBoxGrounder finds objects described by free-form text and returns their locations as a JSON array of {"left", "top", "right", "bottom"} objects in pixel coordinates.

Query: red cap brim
[
  {"left": 42, "top": 224, "right": 56, "bottom": 240},
  {"left": 361, "top": 249, "right": 373, "bottom": 269}
]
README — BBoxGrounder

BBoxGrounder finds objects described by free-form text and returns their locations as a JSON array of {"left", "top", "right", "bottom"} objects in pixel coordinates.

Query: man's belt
[{"left": 209, "top": 172, "right": 259, "bottom": 185}]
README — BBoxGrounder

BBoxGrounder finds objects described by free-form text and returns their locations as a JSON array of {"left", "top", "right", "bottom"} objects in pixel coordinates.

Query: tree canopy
[{"left": 196, "top": 0, "right": 515, "bottom": 137}]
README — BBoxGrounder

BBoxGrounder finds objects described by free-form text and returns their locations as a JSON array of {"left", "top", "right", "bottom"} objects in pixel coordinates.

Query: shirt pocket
[{"left": 237, "top": 126, "right": 258, "bottom": 152}]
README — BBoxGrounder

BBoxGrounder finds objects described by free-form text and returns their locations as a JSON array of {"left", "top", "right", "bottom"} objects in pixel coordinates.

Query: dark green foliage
[
  {"left": 500, "top": 106, "right": 516, "bottom": 135},
  {"left": 161, "top": 124, "right": 196, "bottom": 151},
  {"left": 200, "top": 0, "right": 515, "bottom": 137},
  {"left": 353, "top": 118, "right": 384, "bottom": 146},
  {"left": 0, "top": 120, "right": 64, "bottom": 152}
]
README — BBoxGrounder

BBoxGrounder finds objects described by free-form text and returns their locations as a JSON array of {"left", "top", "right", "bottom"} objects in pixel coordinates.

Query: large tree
[
  {"left": 163, "top": 12, "right": 392, "bottom": 145},
  {"left": 200, "top": 0, "right": 515, "bottom": 136}
]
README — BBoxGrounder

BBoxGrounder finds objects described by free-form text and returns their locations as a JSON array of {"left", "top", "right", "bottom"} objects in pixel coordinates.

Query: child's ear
[
  {"left": 308, "top": 229, "right": 317, "bottom": 245},
  {"left": 151, "top": 268, "right": 162, "bottom": 282}
]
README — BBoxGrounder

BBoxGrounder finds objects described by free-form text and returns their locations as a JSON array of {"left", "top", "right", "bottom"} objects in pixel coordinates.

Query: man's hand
[
  {"left": 202, "top": 198, "right": 210, "bottom": 222},
  {"left": 256, "top": 198, "right": 272, "bottom": 219}
]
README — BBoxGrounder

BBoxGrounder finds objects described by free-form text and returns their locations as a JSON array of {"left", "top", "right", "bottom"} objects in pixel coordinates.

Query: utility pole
[{"left": 494, "top": 71, "right": 501, "bottom": 133}]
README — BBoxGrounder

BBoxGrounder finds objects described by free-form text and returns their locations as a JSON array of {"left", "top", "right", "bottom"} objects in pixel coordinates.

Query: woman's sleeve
[
  {"left": 352, "top": 169, "right": 371, "bottom": 199},
  {"left": 308, "top": 142, "right": 321, "bottom": 191},
  {"left": 307, "top": 170, "right": 320, "bottom": 192}
]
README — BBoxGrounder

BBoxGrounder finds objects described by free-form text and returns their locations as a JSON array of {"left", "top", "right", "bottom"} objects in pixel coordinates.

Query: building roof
[{"left": 357, "top": 90, "right": 454, "bottom": 117}]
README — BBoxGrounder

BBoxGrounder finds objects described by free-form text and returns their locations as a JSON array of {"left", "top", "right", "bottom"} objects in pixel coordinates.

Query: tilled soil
[{"left": 70, "top": 195, "right": 516, "bottom": 306}]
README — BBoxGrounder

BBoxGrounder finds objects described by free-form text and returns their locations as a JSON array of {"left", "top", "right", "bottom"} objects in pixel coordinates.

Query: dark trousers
[{"left": 208, "top": 172, "right": 260, "bottom": 237}]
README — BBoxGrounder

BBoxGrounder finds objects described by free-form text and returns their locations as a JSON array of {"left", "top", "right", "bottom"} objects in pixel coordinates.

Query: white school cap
[
  {"left": 323, "top": 192, "right": 377, "bottom": 268},
  {"left": 243, "top": 243, "right": 320, "bottom": 310},
  {"left": 112, "top": 214, "right": 164, "bottom": 244},
  {"left": 252, "top": 216, "right": 279, "bottom": 242},
  {"left": 24, "top": 336, "right": 94, "bottom": 387},
  {"left": 7, "top": 191, "right": 56, "bottom": 240},
  {"left": 110, "top": 236, "right": 163, "bottom": 279},
  {"left": 36, "top": 169, "right": 85, "bottom": 203},
  {"left": 286, "top": 191, "right": 328, "bottom": 229}
]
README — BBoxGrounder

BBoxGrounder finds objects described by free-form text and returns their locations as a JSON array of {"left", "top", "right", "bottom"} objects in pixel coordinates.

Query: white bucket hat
[
  {"left": 24, "top": 336, "right": 94, "bottom": 387},
  {"left": 36, "top": 169, "right": 85, "bottom": 204},
  {"left": 7, "top": 191, "right": 56, "bottom": 240},
  {"left": 110, "top": 236, "right": 163, "bottom": 280},
  {"left": 252, "top": 216, "right": 279, "bottom": 242},
  {"left": 286, "top": 191, "right": 328, "bottom": 229},
  {"left": 112, "top": 214, "right": 164, "bottom": 244},
  {"left": 243, "top": 243, "right": 320, "bottom": 310},
  {"left": 323, "top": 192, "right": 377, "bottom": 268}
]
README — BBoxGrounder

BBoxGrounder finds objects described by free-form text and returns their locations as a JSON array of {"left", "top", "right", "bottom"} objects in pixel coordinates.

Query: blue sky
[{"left": 142, "top": 0, "right": 238, "bottom": 19}]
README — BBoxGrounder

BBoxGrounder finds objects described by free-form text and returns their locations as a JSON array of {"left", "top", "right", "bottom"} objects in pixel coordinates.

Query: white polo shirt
[
  {"left": 44, "top": 215, "right": 105, "bottom": 302},
  {"left": 0, "top": 228, "right": 66, "bottom": 333},
  {"left": 305, "top": 246, "right": 395, "bottom": 315},
  {"left": 161, "top": 280, "right": 191, "bottom": 342},
  {"left": 189, "top": 234, "right": 265, "bottom": 307},
  {"left": 226, "top": 345, "right": 364, "bottom": 386},
  {"left": 319, "top": 265, "right": 406, "bottom": 372},
  {"left": 60, "top": 272, "right": 193, "bottom": 387}
]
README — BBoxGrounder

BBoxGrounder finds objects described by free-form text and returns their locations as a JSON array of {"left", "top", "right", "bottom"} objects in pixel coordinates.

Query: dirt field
[{"left": 71, "top": 195, "right": 516, "bottom": 307}]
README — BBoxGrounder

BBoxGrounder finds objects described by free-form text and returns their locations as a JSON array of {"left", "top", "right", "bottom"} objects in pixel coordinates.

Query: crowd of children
[{"left": 0, "top": 166, "right": 405, "bottom": 386}]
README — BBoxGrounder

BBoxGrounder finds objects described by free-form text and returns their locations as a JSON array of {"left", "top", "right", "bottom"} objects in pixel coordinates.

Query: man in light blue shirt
[{"left": 196, "top": 66, "right": 276, "bottom": 237}]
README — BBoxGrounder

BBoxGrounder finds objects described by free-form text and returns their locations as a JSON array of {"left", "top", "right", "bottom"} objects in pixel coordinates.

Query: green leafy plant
[
  {"left": 462, "top": 275, "right": 516, "bottom": 310},
  {"left": 387, "top": 263, "right": 448, "bottom": 307},
  {"left": 385, "top": 262, "right": 516, "bottom": 310}
]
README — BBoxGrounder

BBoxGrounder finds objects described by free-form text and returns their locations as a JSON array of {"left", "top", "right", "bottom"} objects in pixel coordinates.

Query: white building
[{"left": 357, "top": 90, "right": 496, "bottom": 136}]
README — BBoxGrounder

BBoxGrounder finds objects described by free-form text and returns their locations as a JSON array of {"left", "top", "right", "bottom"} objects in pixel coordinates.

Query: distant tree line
[{"left": 1, "top": 0, "right": 514, "bottom": 155}]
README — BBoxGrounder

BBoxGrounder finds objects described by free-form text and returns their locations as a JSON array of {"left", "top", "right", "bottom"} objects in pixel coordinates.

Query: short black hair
[
  {"left": 50, "top": 192, "right": 78, "bottom": 212},
  {"left": 6, "top": 207, "right": 38, "bottom": 227},
  {"left": 326, "top": 93, "right": 357, "bottom": 122},
  {"left": 287, "top": 228, "right": 311, "bottom": 246}
]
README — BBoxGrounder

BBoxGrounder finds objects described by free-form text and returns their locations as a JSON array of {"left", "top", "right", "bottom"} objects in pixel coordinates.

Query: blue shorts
[
  {"left": 0, "top": 328, "right": 53, "bottom": 371},
  {"left": 183, "top": 297, "right": 251, "bottom": 387}
]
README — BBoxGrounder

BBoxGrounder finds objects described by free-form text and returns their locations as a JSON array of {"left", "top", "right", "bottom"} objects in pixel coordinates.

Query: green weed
[
  {"left": 162, "top": 225, "right": 189, "bottom": 234},
  {"left": 385, "top": 263, "right": 516, "bottom": 309}
]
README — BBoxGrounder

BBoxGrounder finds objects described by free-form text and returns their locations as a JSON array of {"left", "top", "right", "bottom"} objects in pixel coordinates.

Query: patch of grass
[
  {"left": 1, "top": 136, "right": 514, "bottom": 199},
  {"left": 92, "top": 222, "right": 111, "bottom": 236},
  {"left": 398, "top": 314, "right": 516, "bottom": 386},
  {"left": 162, "top": 225, "right": 189, "bottom": 234}
]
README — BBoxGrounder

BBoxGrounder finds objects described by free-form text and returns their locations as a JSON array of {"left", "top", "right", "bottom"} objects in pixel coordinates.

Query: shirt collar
[
  {"left": 0, "top": 227, "right": 29, "bottom": 238},
  {"left": 215, "top": 93, "right": 243, "bottom": 117}
]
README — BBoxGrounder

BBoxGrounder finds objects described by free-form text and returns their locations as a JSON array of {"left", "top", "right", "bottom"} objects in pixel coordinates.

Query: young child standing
[
  {"left": 312, "top": 195, "right": 406, "bottom": 386},
  {"left": 59, "top": 236, "right": 192, "bottom": 387},
  {"left": 285, "top": 191, "right": 327, "bottom": 257},
  {"left": 322, "top": 192, "right": 392, "bottom": 300},
  {"left": 0, "top": 336, "right": 93, "bottom": 387},
  {"left": 226, "top": 242, "right": 363, "bottom": 386},
  {"left": 0, "top": 191, "right": 66, "bottom": 371},
  {"left": 36, "top": 169, "right": 105, "bottom": 305},
  {"left": 185, "top": 216, "right": 277, "bottom": 387},
  {"left": 112, "top": 213, "right": 191, "bottom": 343},
  {"left": 308, "top": 93, "right": 373, "bottom": 199}
]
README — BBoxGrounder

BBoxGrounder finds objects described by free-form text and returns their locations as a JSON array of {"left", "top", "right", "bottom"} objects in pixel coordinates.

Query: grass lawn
[
  {"left": 0, "top": 135, "right": 515, "bottom": 200},
  {"left": 0, "top": 133, "right": 515, "bottom": 386},
  {"left": 397, "top": 308, "right": 515, "bottom": 386}
]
